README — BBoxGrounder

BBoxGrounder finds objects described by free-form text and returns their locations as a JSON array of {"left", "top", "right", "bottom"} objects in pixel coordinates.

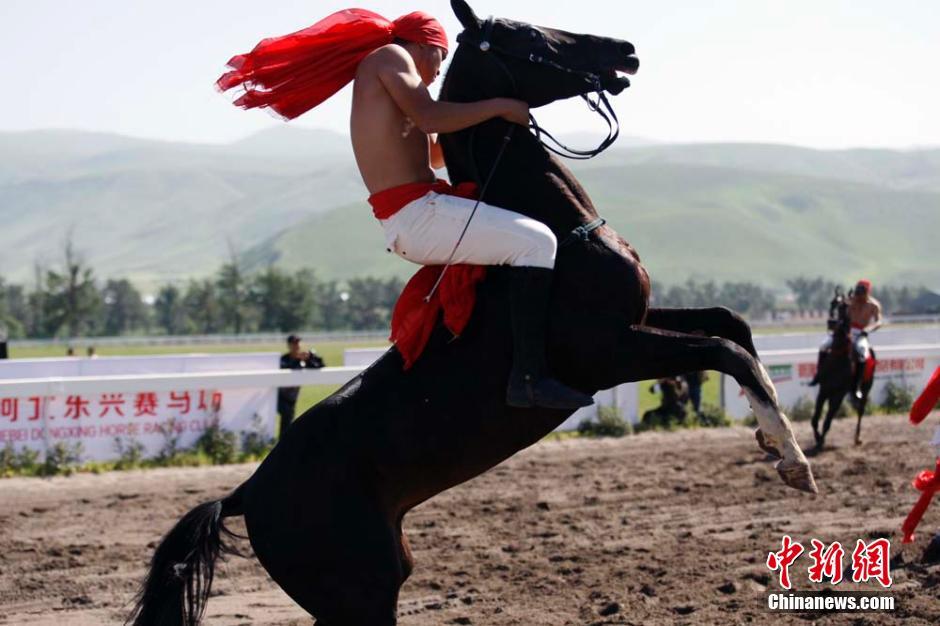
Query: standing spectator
[
  {"left": 278, "top": 335, "right": 324, "bottom": 438},
  {"left": 682, "top": 371, "right": 707, "bottom": 415},
  {"left": 66, "top": 346, "right": 76, "bottom": 356},
  {"left": 0, "top": 324, "right": 7, "bottom": 359},
  {"left": 87, "top": 346, "right": 98, "bottom": 358}
]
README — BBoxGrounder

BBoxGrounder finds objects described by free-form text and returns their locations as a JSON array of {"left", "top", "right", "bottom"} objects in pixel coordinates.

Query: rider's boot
[
  {"left": 506, "top": 267, "right": 595, "bottom": 409},
  {"left": 808, "top": 351, "right": 826, "bottom": 386}
]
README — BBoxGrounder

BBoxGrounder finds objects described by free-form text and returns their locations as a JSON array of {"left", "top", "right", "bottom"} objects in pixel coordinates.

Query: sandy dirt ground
[{"left": 2, "top": 414, "right": 939, "bottom": 625}]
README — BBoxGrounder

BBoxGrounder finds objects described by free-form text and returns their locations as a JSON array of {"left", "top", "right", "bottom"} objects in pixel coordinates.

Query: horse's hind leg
[
  {"left": 587, "top": 325, "right": 816, "bottom": 493},
  {"left": 811, "top": 393, "right": 826, "bottom": 449},
  {"left": 854, "top": 389, "right": 869, "bottom": 445},
  {"left": 822, "top": 392, "right": 844, "bottom": 445},
  {"left": 855, "top": 366, "right": 875, "bottom": 445},
  {"left": 250, "top": 501, "right": 405, "bottom": 625}
]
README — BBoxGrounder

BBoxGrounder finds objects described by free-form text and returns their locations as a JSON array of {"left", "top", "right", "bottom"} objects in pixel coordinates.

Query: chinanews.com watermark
[
  {"left": 763, "top": 535, "right": 896, "bottom": 613},
  {"left": 768, "top": 592, "right": 894, "bottom": 612}
]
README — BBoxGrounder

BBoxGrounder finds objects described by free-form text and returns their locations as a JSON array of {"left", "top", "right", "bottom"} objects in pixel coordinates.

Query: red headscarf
[
  {"left": 856, "top": 279, "right": 872, "bottom": 293},
  {"left": 217, "top": 9, "right": 448, "bottom": 120}
]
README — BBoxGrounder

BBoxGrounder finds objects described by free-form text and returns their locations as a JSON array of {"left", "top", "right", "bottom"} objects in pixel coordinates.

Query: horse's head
[
  {"left": 827, "top": 289, "right": 851, "bottom": 347},
  {"left": 449, "top": 0, "right": 639, "bottom": 107}
]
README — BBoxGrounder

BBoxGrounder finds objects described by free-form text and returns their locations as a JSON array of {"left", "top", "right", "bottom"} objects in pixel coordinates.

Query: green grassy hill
[
  {"left": 0, "top": 129, "right": 362, "bottom": 287},
  {"left": 2, "top": 128, "right": 938, "bottom": 289},
  {"left": 244, "top": 162, "right": 940, "bottom": 287}
]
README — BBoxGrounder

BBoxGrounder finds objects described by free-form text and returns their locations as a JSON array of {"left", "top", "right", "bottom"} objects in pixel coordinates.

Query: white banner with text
[{"left": 0, "top": 353, "right": 277, "bottom": 462}]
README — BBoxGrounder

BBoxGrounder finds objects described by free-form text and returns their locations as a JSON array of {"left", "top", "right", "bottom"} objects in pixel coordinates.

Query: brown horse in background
[
  {"left": 812, "top": 289, "right": 876, "bottom": 449},
  {"left": 130, "top": 2, "right": 816, "bottom": 624}
]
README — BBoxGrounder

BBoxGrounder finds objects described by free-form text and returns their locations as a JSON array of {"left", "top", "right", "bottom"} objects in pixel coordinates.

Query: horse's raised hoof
[
  {"left": 755, "top": 428, "right": 781, "bottom": 459},
  {"left": 775, "top": 458, "right": 819, "bottom": 494}
]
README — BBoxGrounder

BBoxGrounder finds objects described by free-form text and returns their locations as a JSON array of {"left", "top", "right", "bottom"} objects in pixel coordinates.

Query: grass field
[{"left": 9, "top": 340, "right": 386, "bottom": 365}]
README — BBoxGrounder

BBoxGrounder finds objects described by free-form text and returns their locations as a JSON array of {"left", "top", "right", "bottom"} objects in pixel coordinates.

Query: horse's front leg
[
  {"left": 643, "top": 307, "right": 816, "bottom": 486},
  {"left": 645, "top": 307, "right": 758, "bottom": 357},
  {"left": 577, "top": 324, "right": 817, "bottom": 493}
]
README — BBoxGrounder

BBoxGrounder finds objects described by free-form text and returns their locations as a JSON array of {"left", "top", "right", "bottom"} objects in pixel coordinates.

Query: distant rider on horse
[
  {"left": 810, "top": 279, "right": 882, "bottom": 399},
  {"left": 218, "top": 8, "right": 593, "bottom": 410}
]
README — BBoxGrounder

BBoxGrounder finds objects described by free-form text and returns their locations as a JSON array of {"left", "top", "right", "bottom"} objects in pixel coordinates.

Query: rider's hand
[{"left": 498, "top": 98, "right": 530, "bottom": 126}]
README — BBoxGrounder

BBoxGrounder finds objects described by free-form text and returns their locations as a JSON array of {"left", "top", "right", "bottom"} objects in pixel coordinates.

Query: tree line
[
  {"left": 0, "top": 246, "right": 937, "bottom": 340},
  {"left": 652, "top": 277, "right": 938, "bottom": 319},
  {"left": 0, "top": 243, "right": 403, "bottom": 339}
]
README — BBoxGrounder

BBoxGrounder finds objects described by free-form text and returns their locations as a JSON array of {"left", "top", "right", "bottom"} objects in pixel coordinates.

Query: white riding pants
[
  {"left": 379, "top": 191, "right": 556, "bottom": 269},
  {"left": 819, "top": 328, "right": 870, "bottom": 360}
]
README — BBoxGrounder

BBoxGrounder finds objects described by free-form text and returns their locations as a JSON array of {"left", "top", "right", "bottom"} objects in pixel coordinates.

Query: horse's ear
[{"left": 451, "top": 0, "right": 481, "bottom": 32}]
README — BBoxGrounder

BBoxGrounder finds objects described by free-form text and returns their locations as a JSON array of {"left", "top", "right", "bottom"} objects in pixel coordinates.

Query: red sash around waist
[{"left": 369, "top": 179, "right": 450, "bottom": 219}]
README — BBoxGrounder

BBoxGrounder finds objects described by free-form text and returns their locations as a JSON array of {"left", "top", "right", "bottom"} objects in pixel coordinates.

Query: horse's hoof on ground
[
  {"left": 755, "top": 429, "right": 781, "bottom": 459},
  {"left": 923, "top": 533, "right": 940, "bottom": 564},
  {"left": 775, "top": 458, "right": 818, "bottom": 494},
  {"left": 854, "top": 437, "right": 862, "bottom": 446}
]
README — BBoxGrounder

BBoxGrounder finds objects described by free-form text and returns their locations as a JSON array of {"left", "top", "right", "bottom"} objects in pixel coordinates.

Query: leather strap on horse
[{"left": 560, "top": 218, "right": 606, "bottom": 248}]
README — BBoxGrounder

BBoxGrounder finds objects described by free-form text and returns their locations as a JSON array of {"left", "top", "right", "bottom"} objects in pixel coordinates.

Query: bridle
[{"left": 456, "top": 17, "right": 621, "bottom": 160}]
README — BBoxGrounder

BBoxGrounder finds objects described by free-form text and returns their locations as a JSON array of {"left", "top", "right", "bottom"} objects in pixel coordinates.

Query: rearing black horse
[{"left": 130, "top": 3, "right": 816, "bottom": 624}]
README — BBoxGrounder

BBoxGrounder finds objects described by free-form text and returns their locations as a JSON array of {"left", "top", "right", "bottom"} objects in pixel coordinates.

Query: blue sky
[{"left": 3, "top": 0, "right": 937, "bottom": 148}]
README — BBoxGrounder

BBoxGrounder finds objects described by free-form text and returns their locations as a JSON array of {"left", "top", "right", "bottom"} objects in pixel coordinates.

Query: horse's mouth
[
  {"left": 598, "top": 56, "right": 639, "bottom": 95},
  {"left": 616, "top": 56, "right": 640, "bottom": 76}
]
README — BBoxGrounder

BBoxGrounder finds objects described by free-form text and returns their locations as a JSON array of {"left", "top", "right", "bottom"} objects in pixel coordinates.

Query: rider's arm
[
  {"left": 429, "top": 134, "right": 445, "bottom": 169},
  {"left": 371, "top": 47, "right": 528, "bottom": 133},
  {"left": 866, "top": 300, "right": 884, "bottom": 333}
]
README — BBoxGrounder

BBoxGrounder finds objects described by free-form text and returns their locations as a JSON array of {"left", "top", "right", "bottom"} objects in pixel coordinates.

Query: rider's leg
[
  {"left": 852, "top": 335, "right": 870, "bottom": 400},
  {"left": 385, "top": 192, "right": 593, "bottom": 409}
]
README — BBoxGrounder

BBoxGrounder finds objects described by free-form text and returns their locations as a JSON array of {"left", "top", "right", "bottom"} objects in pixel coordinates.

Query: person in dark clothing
[
  {"left": 682, "top": 371, "right": 706, "bottom": 415},
  {"left": 641, "top": 376, "right": 688, "bottom": 429},
  {"left": 278, "top": 334, "right": 325, "bottom": 438}
]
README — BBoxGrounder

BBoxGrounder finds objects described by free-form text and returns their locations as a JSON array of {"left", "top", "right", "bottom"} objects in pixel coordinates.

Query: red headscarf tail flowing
[{"left": 216, "top": 9, "right": 448, "bottom": 120}]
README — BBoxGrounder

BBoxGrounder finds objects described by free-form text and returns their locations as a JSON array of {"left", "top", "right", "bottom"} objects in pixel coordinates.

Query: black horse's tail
[{"left": 127, "top": 483, "right": 246, "bottom": 626}]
